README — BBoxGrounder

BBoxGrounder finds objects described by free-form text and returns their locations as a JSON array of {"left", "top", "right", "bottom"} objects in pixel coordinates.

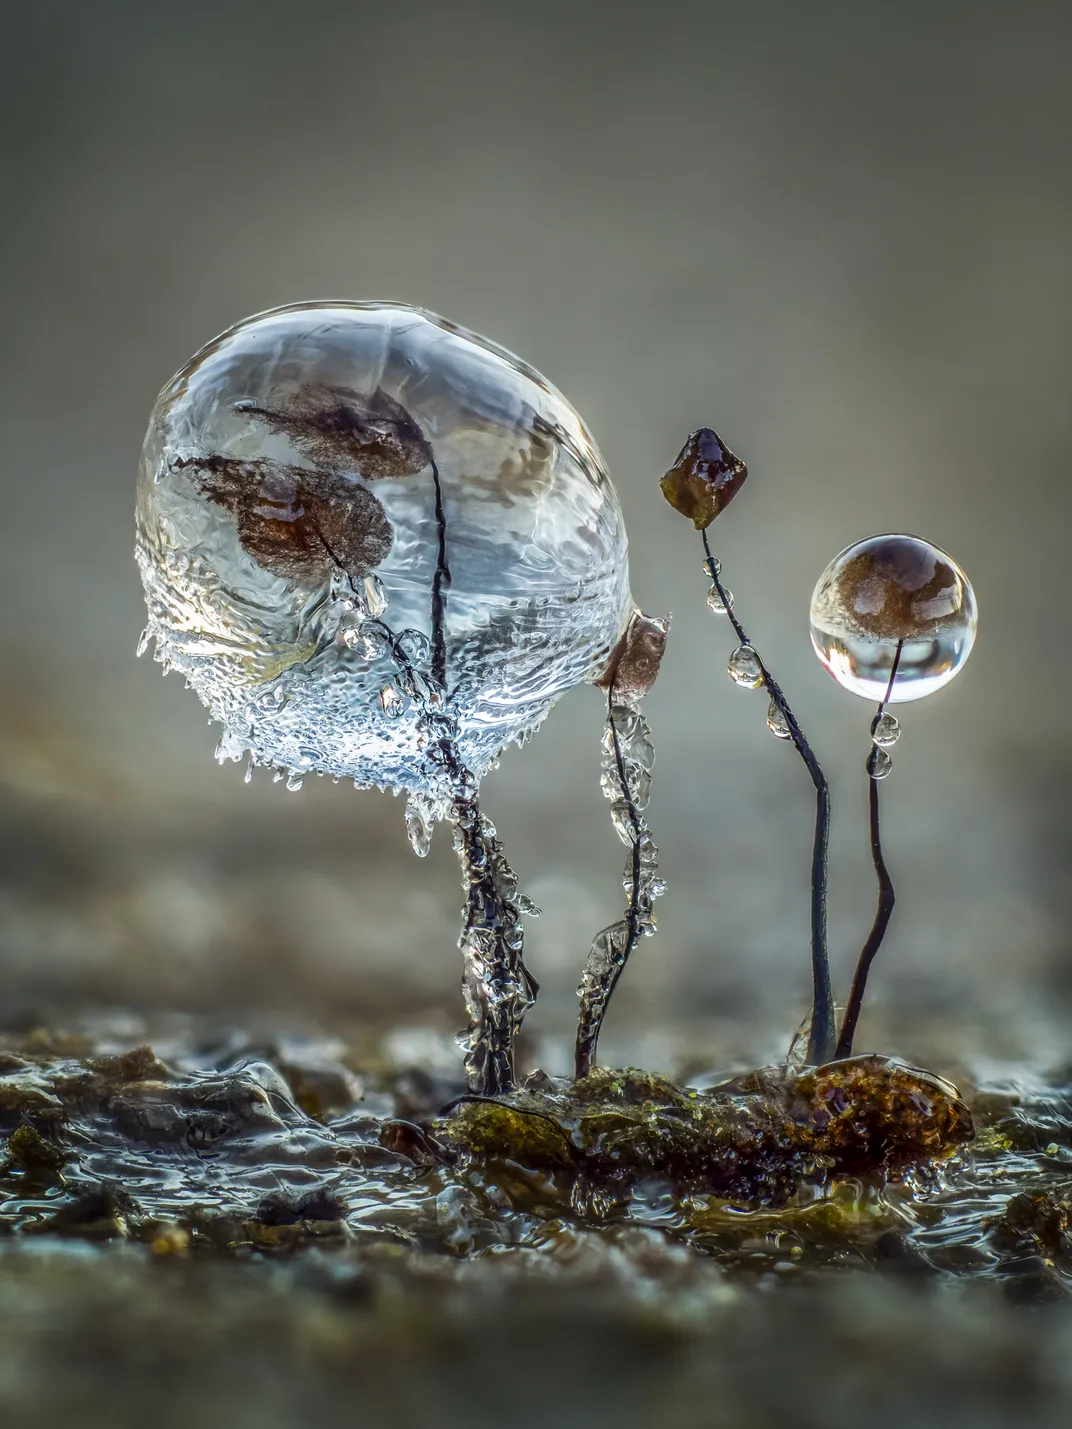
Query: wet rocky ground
[{"left": 1, "top": 1014, "right": 1071, "bottom": 1428}]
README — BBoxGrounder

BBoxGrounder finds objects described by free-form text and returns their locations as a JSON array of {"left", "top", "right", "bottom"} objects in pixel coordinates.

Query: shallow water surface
[
  {"left": 1, "top": 1017, "right": 1071, "bottom": 1428},
  {"left": 0, "top": 1018, "right": 1068, "bottom": 1291}
]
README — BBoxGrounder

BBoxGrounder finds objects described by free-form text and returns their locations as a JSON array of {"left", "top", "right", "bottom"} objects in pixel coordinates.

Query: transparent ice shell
[
  {"left": 809, "top": 533, "right": 977, "bottom": 703},
  {"left": 136, "top": 302, "right": 635, "bottom": 790}
]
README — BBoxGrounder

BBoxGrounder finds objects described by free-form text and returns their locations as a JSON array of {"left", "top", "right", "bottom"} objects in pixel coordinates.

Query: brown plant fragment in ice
[
  {"left": 173, "top": 455, "right": 393, "bottom": 582},
  {"left": 833, "top": 537, "right": 962, "bottom": 641},
  {"left": 596, "top": 609, "right": 670, "bottom": 704},
  {"left": 659, "top": 427, "right": 748, "bottom": 530},
  {"left": 437, "top": 1056, "right": 973, "bottom": 1207},
  {"left": 237, "top": 384, "right": 434, "bottom": 479}
]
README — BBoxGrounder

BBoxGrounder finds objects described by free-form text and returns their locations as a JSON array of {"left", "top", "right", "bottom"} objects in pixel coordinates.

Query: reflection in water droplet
[
  {"left": 727, "top": 644, "right": 764, "bottom": 689},
  {"left": 766, "top": 699, "right": 792, "bottom": 740},
  {"left": 872, "top": 711, "right": 901, "bottom": 748},
  {"left": 706, "top": 585, "right": 734, "bottom": 615},
  {"left": 810, "top": 534, "right": 976, "bottom": 703},
  {"left": 868, "top": 748, "right": 893, "bottom": 780}
]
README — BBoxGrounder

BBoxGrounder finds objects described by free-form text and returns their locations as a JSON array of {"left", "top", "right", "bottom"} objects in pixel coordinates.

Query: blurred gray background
[{"left": 1, "top": 0, "right": 1069, "bottom": 1071}]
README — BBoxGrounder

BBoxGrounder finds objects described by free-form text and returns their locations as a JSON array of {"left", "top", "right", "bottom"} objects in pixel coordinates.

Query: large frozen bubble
[{"left": 136, "top": 302, "right": 636, "bottom": 791}]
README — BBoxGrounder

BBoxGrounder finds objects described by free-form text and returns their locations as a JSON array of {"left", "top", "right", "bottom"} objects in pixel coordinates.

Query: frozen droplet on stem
[
  {"left": 871, "top": 711, "right": 901, "bottom": 748},
  {"left": 727, "top": 644, "right": 764, "bottom": 689},
  {"left": 405, "top": 791, "right": 437, "bottom": 857},
  {"left": 380, "top": 684, "right": 406, "bottom": 719},
  {"left": 707, "top": 585, "right": 734, "bottom": 615},
  {"left": 767, "top": 699, "right": 792, "bottom": 740},
  {"left": 395, "top": 629, "right": 431, "bottom": 666},
  {"left": 361, "top": 572, "right": 388, "bottom": 620},
  {"left": 868, "top": 747, "right": 893, "bottom": 780}
]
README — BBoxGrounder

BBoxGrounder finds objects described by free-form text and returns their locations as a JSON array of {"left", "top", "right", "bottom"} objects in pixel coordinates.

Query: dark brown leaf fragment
[
  {"left": 237, "top": 385, "right": 433, "bottom": 479},
  {"left": 174, "top": 455, "right": 393, "bottom": 582}
]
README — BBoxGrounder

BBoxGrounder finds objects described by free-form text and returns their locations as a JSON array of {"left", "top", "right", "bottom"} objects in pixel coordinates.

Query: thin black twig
[
  {"left": 429, "top": 456, "right": 451, "bottom": 692},
  {"left": 835, "top": 639, "right": 904, "bottom": 1059},
  {"left": 701, "top": 528, "right": 834, "bottom": 1065}
]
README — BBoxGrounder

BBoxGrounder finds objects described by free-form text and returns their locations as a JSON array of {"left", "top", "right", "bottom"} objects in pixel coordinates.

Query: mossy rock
[{"left": 435, "top": 1056, "right": 973, "bottom": 1207}]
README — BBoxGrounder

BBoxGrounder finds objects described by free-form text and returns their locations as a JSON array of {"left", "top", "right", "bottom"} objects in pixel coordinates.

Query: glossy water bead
[
  {"left": 809, "top": 534, "right": 976, "bottom": 703},
  {"left": 136, "top": 302, "right": 636, "bottom": 791}
]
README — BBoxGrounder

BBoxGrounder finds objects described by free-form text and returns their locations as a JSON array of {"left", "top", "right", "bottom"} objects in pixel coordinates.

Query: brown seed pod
[
  {"left": 659, "top": 427, "right": 748, "bottom": 529},
  {"left": 596, "top": 608, "right": 670, "bottom": 705}
]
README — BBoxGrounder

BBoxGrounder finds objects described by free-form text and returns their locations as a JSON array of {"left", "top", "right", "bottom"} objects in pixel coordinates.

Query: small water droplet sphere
[
  {"left": 868, "top": 747, "right": 893, "bottom": 780},
  {"left": 810, "top": 534, "right": 977, "bottom": 702},
  {"left": 727, "top": 644, "right": 764, "bottom": 689},
  {"left": 766, "top": 699, "right": 792, "bottom": 740},
  {"left": 871, "top": 711, "right": 901, "bottom": 748},
  {"left": 136, "top": 302, "right": 636, "bottom": 791}
]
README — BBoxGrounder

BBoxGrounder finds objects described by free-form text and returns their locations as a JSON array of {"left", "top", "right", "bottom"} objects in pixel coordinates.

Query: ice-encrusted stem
[
  {"left": 575, "top": 611, "right": 668, "bottom": 1079},
  {"left": 335, "top": 565, "right": 535, "bottom": 1096},
  {"left": 419, "top": 719, "right": 536, "bottom": 1095}
]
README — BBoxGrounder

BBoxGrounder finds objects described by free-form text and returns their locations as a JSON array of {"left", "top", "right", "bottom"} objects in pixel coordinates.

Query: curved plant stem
[
  {"left": 702, "top": 528, "right": 834, "bottom": 1065},
  {"left": 835, "top": 639, "right": 904, "bottom": 1059}
]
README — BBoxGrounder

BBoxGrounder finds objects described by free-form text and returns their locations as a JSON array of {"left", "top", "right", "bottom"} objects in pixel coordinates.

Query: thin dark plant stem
[
  {"left": 429, "top": 456, "right": 452, "bottom": 692},
  {"left": 835, "top": 639, "right": 904, "bottom": 1059},
  {"left": 701, "top": 528, "right": 834, "bottom": 1065}
]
